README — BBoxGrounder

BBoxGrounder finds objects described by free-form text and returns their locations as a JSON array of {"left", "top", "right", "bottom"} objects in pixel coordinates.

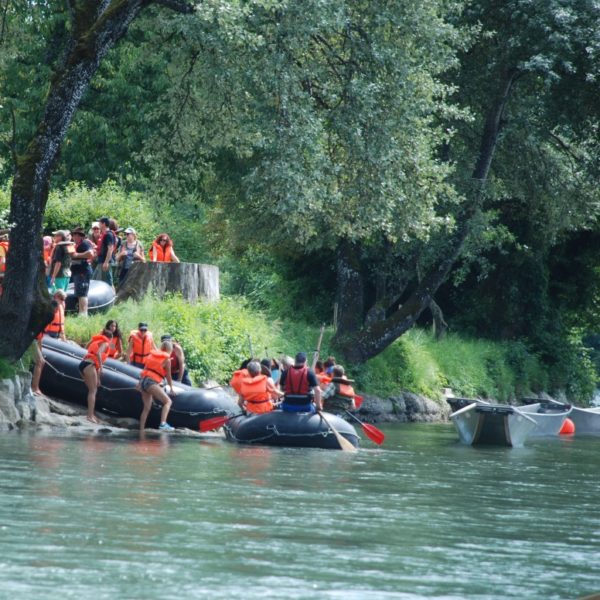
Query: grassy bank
[{"left": 62, "top": 294, "right": 595, "bottom": 403}]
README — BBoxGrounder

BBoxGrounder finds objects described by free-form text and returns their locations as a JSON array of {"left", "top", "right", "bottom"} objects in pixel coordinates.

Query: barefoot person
[
  {"left": 79, "top": 329, "right": 112, "bottom": 423},
  {"left": 31, "top": 334, "right": 45, "bottom": 395},
  {"left": 138, "top": 338, "right": 178, "bottom": 431}
]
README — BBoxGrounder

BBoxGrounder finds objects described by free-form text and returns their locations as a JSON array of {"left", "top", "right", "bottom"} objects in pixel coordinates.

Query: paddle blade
[
  {"left": 199, "top": 415, "right": 230, "bottom": 432},
  {"left": 354, "top": 394, "right": 363, "bottom": 409},
  {"left": 362, "top": 423, "right": 385, "bottom": 445}
]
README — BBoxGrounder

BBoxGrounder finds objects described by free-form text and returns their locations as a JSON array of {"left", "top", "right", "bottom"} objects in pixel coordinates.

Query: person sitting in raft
[
  {"left": 238, "top": 361, "right": 283, "bottom": 414},
  {"left": 79, "top": 329, "right": 112, "bottom": 423},
  {"left": 230, "top": 359, "right": 251, "bottom": 396},
  {"left": 161, "top": 335, "right": 192, "bottom": 386},
  {"left": 321, "top": 365, "right": 357, "bottom": 415},
  {"left": 278, "top": 352, "right": 322, "bottom": 413},
  {"left": 269, "top": 357, "right": 281, "bottom": 386},
  {"left": 138, "top": 338, "right": 178, "bottom": 431},
  {"left": 103, "top": 320, "right": 124, "bottom": 360},
  {"left": 44, "top": 290, "right": 67, "bottom": 341},
  {"left": 127, "top": 322, "right": 156, "bottom": 368},
  {"left": 148, "top": 234, "right": 180, "bottom": 263},
  {"left": 260, "top": 359, "right": 280, "bottom": 400}
]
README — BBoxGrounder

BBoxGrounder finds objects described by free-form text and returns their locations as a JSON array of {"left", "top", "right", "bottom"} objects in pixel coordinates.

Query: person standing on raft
[
  {"left": 238, "top": 361, "right": 283, "bottom": 414},
  {"left": 279, "top": 352, "right": 322, "bottom": 413},
  {"left": 138, "top": 338, "right": 178, "bottom": 431},
  {"left": 79, "top": 329, "right": 112, "bottom": 423}
]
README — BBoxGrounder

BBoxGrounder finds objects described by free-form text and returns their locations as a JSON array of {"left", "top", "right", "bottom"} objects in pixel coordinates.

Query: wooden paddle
[
  {"left": 311, "top": 323, "right": 326, "bottom": 369},
  {"left": 318, "top": 410, "right": 357, "bottom": 452},
  {"left": 344, "top": 410, "right": 385, "bottom": 445}
]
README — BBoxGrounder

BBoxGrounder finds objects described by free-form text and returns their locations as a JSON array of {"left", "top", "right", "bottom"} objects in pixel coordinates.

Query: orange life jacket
[
  {"left": 240, "top": 374, "right": 273, "bottom": 414},
  {"left": 43, "top": 246, "right": 52, "bottom": 267},
  {"left": 337, "top": 382, "right": 355, "bottom": 398},
  {"left": 317, "top": 373, "right": 332, "bottom": 388},
  {"left": 106, "top": 335, "right": 122, "bottom": 359},
  {"left": 0, "top": 240, "right": 9, "bottom": 273},
  {"left": 230, "top": 368, "right": 249, "bottom": 394},
  {"left": 129, "top": 330, "right": 153, "bottom": 364},
  {"left": 140, "top": 349, "right": 171, "bottom": 384},
  {"left": 44, "top": 304, "right": 64, "bottom": 336},
  {"left": 84, "top": 334, "right": 111, "bottom": 370},
  {"left": 148, "top": 242, "right": 172, "bottom": 263}
]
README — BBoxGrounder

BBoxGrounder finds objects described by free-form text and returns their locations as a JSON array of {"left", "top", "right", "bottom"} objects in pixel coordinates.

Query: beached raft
[
  {"left": 224, "top": 410, "right": 360, "bottom": 450},
  {"left": 40, "top": 337, "right": 238, "bottom": 429},
  {"left": 64, "top": 279, "right": 116, "bottom": 314}
]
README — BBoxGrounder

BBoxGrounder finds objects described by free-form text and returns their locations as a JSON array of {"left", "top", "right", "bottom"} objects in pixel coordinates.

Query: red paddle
[
  {"left": 199, "top": 414, "right": 240, "bottom": 432},
  {"left": 354, "top": 394, "right": 364, "bottom": 409},
  {"left": 344, "top": 410, "right": 385, "bottom": 445}
]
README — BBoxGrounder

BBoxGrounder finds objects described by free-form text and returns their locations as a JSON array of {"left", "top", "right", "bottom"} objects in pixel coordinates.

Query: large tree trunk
[
  {"left": 116, "top": 262, "right": 220, "bottom": 304},
  {"left": 334, "top": 70, "right": 520, "bottom": 364},
  {"left": 335, "top": 241, "right": 365, "bottom": 337},
  {"left": 0, "top": 1, "right": 151, "bottom": 361}
]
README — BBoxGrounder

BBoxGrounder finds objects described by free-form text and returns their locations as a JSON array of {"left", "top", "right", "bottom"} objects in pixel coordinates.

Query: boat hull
[
  {"left": 224, "top": 411, "right": 360, "bottom": 450},
  {"left": 40, "top": 337, "right": 238, "bottom": 429},
  {"left": 450, "top": 403, "right": 537, "bottom": 447},
  {"left": 517, "top": 402, "right": 572, "bottom": 436},
  {"left": 569, "top": 406, "right": 600, "bottom": 435}
]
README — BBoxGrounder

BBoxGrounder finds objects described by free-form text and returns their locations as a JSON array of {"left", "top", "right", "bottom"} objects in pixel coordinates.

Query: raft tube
[
  {"left": 224, "top": 411, "right": 360, "bottom": 450},
  {"left": 64, "top": 280, "right": 115, "bottom": 314},
  {"left": 40, "top": 337, "right": 238, "bottom": 430}
]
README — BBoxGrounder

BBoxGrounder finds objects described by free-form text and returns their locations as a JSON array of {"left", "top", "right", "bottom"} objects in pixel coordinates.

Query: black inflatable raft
[
  {"left": 224, "top": 411, "right": 360, "bottom": 449},
  {"left": 40, "top": 337, "right": 238, "bottom": 429},
  {"left": 64, "top": 280, "right": 115, "bottom": 314}
]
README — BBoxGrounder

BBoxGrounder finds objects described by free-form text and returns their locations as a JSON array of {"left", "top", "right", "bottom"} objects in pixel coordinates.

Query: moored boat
[
  {"left": 224, "top": 410, "right": 360, "bottom": 450},
  {"left": 40, "top": 337, "right": 238, "bottom": 429},
  {"left": 517, "top": 401, "right": 572, "bottom": 436},
  {"left": 450, "top": 402, "right": 537, "bottom": 447},
  {"left": 569, "top": 405, "right": 600, "bottom": 435}
]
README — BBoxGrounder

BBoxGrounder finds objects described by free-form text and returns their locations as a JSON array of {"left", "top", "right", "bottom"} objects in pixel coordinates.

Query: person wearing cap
[
  {"left": 116, "top": 227, "right": 145, "bottom": 286},
  {"left": 278, "top": 351, "right": 322, "bottom": 413},
  {"left": 92, "top": 216, "right": 116, "bottom": 288},
  {"left": 70, "top": 226, "right": 95, "bottom": 316},
  {"left": 48, "top": 230, "right": 72, "bottom": 292},
  {"left": 127, "top": 322, "right": 156, "bottom": 368},
  {"left": 161, "top": 335, "right": 192, "bottom": 386},
  {"left": 321, "top": 365, "right": 357, "bottom": 415}
]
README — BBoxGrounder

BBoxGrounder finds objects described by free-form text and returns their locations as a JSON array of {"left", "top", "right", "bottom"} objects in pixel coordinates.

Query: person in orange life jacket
[
  {"left": 323, "top": 356, "right": 336, "bottom": 375},
  {"left": 70, "top": 227, "right": 95, "bottom": 316},
  {"left": 279, "top": 352, "right": 322, "bottom": 413},
  {"left": 314, "top": 359, "right": 332, "bottom": 389},
  {"left": 44, "top": 290, "right": 67, "bottom": 341},
  {"left": 149, "top": 233, "right": 180, "bottom": 263},
  {"left": 160, "top": 335, "right": 192, "bottom": 386},
  {"left": 127, "top": 322, "right": 156, "bottom": 368},
  {"left": 102, "top": 320, "right": 124, "bottom": 360},
  {"left": 31, "top": 333, "right": 45, "bottom": 395},
  {"left": 138, "top": 339, "right": 178, "bottom": 431},
  {"left": 321, "top": 365, "right": 356, "bottom": 415},
  {"left": 78, "top": 329, "right": 113, "bottom": 423},
  {"left": 230, "top": 359, "right": 251, "bottom": 396},
  {"left": 238, "top": 361, "right": 283, "bottom": 414}
]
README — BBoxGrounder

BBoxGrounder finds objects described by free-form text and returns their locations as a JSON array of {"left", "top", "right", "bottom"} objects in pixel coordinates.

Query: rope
[{"left": 224, "top": 420, "right": 333, "bottom": 443}]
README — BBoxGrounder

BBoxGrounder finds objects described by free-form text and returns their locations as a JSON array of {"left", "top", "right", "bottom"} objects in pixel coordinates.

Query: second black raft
[
  {"left": 40, "top": 337, "right": 238, "bottom": 430},
  {"left": 224, "top": 411, "right": 360, "bottom": 450}
]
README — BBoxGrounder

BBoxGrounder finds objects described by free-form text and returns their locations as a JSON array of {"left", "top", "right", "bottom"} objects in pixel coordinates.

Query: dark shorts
[
  {"left": 45, "top": 332, "right": 60, "bottom": 339},
  {"left": 78, "top": 360, "right": 94, "bottom": 374},
  {"left": 72, "top": 271, "right": 91, "bottom": 298},
  {"left": 140, "top": 376, "right": 160, "bottom": 392},
  {"left": 173, "top": 368, "right": 192, "bottom": 386}
]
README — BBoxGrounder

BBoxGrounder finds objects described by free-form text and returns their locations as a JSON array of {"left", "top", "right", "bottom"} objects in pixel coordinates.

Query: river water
[{"left": 1, "top": 424, "right": 599, "bottom": 599}]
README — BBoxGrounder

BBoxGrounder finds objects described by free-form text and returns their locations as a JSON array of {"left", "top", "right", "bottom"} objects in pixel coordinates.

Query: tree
[{"left": 0, "top": 0, "right": 194, "bottom": 361}]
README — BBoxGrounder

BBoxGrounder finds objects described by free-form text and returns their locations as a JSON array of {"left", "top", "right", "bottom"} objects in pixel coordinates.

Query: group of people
[
  {"left": 40, "top": 217, "right": 180, "bottom": 315},
  {"left": 231, "top": 352, "right": 357, "bottom": 416},
  {"left": 32, "top": 320, "right": 190, "bottom": 430}
]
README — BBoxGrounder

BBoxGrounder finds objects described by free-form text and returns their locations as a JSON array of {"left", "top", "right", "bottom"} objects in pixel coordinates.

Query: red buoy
[{"left": 559, "top": 417, "right": 575, "bottom": 435}]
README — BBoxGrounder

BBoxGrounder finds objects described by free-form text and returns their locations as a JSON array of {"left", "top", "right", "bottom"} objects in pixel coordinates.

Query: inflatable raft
[
  {"left": 40, "top": 337, "right": 238, "bottom": 429},
  {"left": 224, "top": 410, "right": 360, "bottom": 450},
  {"left": 64, "top": 280, "right": 115, "bottom": 314}
]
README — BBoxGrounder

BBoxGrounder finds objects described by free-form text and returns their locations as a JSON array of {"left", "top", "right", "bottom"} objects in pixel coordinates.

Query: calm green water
[{"left": 1, "top": 424, "right": 599, "bottom": 599}]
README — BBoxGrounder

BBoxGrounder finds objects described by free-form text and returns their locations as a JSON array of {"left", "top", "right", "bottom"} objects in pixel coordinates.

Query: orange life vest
[
  {"left": 317, "top": 373, "right": 332, "bottom": 388},
  {"left": 140, "top": 349, "right": 171, "bottom": 384},
  {"left": 43, "top": 246, "right": 52, "bottom": 267},
  {"left": 129, "top": 330, "right": 153, "bottom": 364},
  {"left": 0, "top": 240, "right": 9, "bottom": 273},
  {"left": 148, "top": 242, "right": 172, "bottom": 263},
  {"left": 106, "top": 335, "right": 122, "bottom": 359},
  {"left": 240, "top": 374, "right": 273, "bottom": 414},
  {"left": 230, "top": 368, "right": 249, "bottom": 394},
  {"left": 44, "top": 304, "right": 64, "bottom": 336},
  {"left": 84, "top": 334, "right": 111, "bottom": 370},
  {"left": 337, "top": 382, "right": 355, "bottom": 398}
]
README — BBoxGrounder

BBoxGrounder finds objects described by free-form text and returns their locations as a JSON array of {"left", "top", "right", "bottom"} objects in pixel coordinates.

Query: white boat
[
  {"left": 569, "top": 406, "right": 600, "bottom": 435},
  {"left": 450, "top": 402, "right": 537, "bottom": 447},
  {"left": 517, "top": 401, "right": 572, "bottom": 436}
]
